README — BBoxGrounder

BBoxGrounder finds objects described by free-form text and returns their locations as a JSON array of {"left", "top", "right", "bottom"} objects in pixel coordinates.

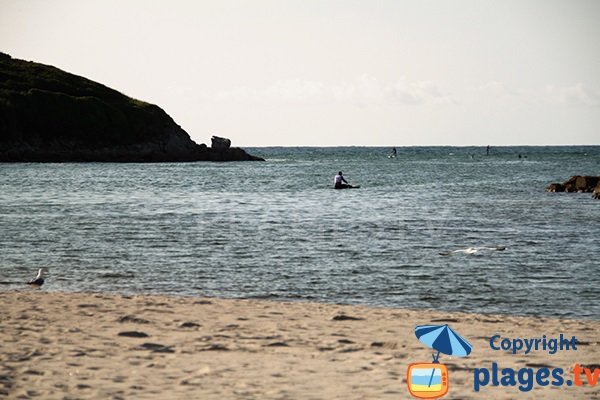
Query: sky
[{"left": 1, "top": 0, "right": 599, "bottom": 146}]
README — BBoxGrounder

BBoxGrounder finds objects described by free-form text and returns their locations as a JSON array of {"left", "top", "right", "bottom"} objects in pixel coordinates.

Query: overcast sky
[{"left": 1, "top": 0, "right": 599, "bottom": 146}]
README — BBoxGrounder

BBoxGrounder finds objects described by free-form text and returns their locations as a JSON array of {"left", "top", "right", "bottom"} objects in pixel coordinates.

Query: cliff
[{"left": 0, "top": 53, "right": 263, "bottom": 162}]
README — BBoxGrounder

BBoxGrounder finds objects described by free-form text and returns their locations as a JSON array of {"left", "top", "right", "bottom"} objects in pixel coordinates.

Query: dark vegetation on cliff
[{"left": 0, "top": 53, "right": 262, "bottom": 162}]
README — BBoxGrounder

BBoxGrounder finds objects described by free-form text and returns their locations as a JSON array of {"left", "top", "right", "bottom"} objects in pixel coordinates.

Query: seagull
[{"left": 28, "top": 268, "right": 49, "bottom": 287}]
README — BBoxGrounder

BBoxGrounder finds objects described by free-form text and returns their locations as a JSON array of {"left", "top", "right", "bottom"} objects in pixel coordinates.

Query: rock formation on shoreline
[
  {"left": 547, "top": 175, "right": 600, "bottom": 199},
  {"left": 0, "top": 53, "right": 263, "bottom": 162}
]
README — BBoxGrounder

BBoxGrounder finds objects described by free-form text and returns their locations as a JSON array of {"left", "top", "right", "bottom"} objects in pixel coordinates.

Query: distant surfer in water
[
  {"left": 334, "top": 171, "right": 350, "bottom": 189},
  {"left": 390, "top": 147, "right": 397, "bottom": 158}
]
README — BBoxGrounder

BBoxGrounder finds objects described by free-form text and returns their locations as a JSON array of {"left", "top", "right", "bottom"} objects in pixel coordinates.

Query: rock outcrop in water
[
  {"left": 547, "top": 176, "right": 600, "bottom": 199},
  {"left": 0, "top": 52, "right": 263, "bottom": 162}
]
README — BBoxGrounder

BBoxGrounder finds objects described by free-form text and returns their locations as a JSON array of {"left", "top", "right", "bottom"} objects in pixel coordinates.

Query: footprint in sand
[
  {"left": 179, "top": 322, "right": 201, "bottom": 329},
  {"left": 137, "top": 343, "right": 175, "bottom": 353},
  {"left": 118, "top": 331, "right": 149, "bottom": 338},
  {"left": 332, "top": 314, "right": 364, "bottom": 321},
  {"left": 118, "top": 315, "right": 150, "bottom": 324},
  {"left": 264, "top": 342, "right": 289, "bottom": 347}
]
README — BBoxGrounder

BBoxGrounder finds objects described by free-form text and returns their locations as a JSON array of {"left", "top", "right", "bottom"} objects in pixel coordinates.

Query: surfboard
[{"left": 334, "top": 185, "right": 360, "bottom": 189}]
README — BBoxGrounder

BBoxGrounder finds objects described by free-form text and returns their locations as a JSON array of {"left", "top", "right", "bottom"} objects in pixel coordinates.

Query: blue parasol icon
[{"left": 415, "top": 324, "right": 473, "bottom": 387}]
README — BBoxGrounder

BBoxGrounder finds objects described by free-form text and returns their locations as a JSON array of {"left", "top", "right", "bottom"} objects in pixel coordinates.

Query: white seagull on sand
[{"left": 28, "top": 268, "right": 49, "bottom": 287}]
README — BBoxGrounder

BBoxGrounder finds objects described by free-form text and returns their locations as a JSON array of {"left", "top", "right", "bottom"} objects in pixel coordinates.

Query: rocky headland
[{"left": 0, "top": 53, "right": 263, "bottom": 162}]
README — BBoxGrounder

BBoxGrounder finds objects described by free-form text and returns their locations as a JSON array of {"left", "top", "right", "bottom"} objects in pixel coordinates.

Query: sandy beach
[{"left": 0, "top": 290, "right": 598, "bottom": 399}]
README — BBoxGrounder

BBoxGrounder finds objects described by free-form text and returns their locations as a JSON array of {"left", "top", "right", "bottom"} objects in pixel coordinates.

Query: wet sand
[{"left": 0, "top": 290, "right": 598, "bottom": 399}]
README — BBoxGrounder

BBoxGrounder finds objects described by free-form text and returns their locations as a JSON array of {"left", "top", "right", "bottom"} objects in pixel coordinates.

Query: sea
[{"left": 1, "top": 146, "right": 599, "bottom": 320}]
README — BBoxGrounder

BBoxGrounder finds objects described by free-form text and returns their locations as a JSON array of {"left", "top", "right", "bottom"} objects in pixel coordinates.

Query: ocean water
[{"left": 1, "top": 146, "right": 599, "bottom": 319}]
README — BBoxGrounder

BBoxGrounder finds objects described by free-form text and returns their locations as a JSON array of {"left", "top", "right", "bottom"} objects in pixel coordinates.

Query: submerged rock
[{"left": 547, "top": 176, "right": 600, "bottom": 199}]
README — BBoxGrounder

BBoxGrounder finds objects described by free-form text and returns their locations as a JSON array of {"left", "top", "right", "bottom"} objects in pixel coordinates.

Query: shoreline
[
  {"left": 3, "top": 285, "right": 597, "bottom": 322},
  {"left": 1, "top": 290, "right": 599, "bottom": 399}
]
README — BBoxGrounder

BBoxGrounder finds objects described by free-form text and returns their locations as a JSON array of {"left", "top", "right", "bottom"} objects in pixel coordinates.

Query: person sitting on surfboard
[{"left": 334, "top": 171, "right": 350, "bottom": 189}]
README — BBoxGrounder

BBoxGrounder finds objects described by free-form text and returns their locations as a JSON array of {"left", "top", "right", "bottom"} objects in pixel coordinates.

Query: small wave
[
  {"left": 241, "top": 293, "right": 280, "bottom": 300},
  {"left": 439, "top": 246, "right": 506, "bottom": 256},
  {"left": 98, "top": 272, "right": 135, "bottom": 279},
  {"left": 264, "top": 158, "right": 288, "bottom": 162}
]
